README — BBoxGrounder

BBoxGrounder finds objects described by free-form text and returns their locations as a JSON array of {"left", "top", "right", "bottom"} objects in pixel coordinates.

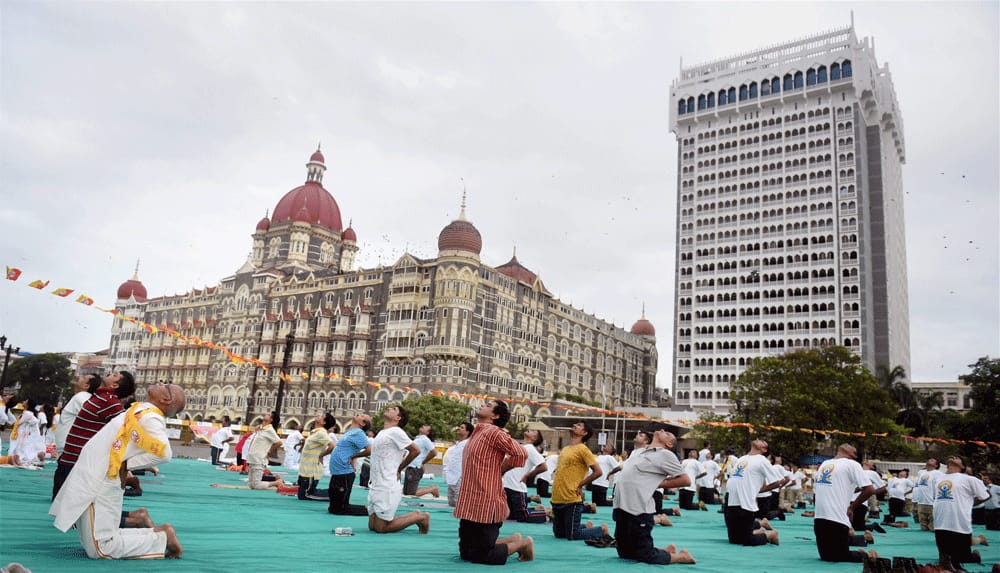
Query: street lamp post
[
  {"left": 0, "top": 335, "right": 21, "bottom": 395},
  {"left": 273, "top": 333, "right": 294, "bottom": 427}
]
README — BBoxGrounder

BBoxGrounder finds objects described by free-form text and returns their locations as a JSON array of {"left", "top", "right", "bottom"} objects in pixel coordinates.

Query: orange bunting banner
[
  {"left": 51, "top": 287, "right": 74, "bottom": 297},
  {"left": 75, "top": 294, "right": 95, "bottom": 306},
  {"left": 6, "top": 267, "right": 23, "bottom": 281},
  {"left": 28, "top": 279, "right": 50, "bottom": 290}
]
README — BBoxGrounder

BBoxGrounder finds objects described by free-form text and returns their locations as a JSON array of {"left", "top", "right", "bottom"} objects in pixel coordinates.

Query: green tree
[
  {"left": 5, "top": 353, "right": 73, "bottom": 405},
  {"left": 693, "top": 412, "right": 746, "bottom": 453},
  {"left": 371, "top": 394, "right": 472, "bottom": 441},
  {"left": 957, "top": 356, "right": 1000, "bottom": 467},
  {"left": 730, "top": 346, "right": 896, "bottom": 460}
]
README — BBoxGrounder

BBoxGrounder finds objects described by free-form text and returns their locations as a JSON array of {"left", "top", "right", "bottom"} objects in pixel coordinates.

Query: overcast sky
[{"left": 1, "top": 2, "right": 997, "bottom": 389}]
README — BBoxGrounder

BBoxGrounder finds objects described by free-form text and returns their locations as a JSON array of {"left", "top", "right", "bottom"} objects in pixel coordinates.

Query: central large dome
[{"left": 270, "top": 149, "right": 343, "bottom": 232}]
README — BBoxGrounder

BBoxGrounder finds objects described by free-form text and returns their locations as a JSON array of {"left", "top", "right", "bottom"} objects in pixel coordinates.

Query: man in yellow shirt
[{"left": 551, "top": 421, "right": 609, "bottom": 541}]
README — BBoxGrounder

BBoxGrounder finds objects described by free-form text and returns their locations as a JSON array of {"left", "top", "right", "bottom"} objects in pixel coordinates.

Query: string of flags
[{"left": 6, "top": 265, "right": 998, "bottom": 450}]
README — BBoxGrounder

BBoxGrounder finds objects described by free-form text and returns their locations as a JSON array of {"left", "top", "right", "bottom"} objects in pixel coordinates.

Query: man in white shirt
[
  {"left": 590, "top": 444, "right": 620, "bottom": 507},
  {"left": 535, "top": 453, "right": 558, "bottom": 498},
  {"left": 503, "top": 430, "right": 548, "bottom": 522},
  {"left": 783, "top": 464, "right": 805, "bottom": 510},
  {"left": 932, "top": 457, "right": 989, "bottom": 566},
  {"left": 403, "top": 424, "right": 440, "bottom": 498},
  {"left": 852, "top": 460, "right": 887, "bottom": 535},
  {"left": 812, "top": 443, "right": 875, "bottom": 563},
  {"left": 698, "top": 453, "right": 721, "bottom": 505},
  {"left": 442, "top": 422, "right": 473, "bottom": 507},
  {"left": 984, "top": 474, "right": 1000, "bottom": 530},
  {"left": 724, "top": 440, "right": 782, "bottom": 546},
  {"left": 282, "top": 420, "right": 303, "bottom": 470},
  {"left": 913, "top": 458, "right": 944, "bottom": 531},
  {"left": 698, "top": 443, "right": 711, "bottom": 463},
  {"left": 885, "top": 468, "right": 914, "bottom": 523},
  {"left": 367, "top": 405, "right": 428, "bottom": 534},
  {"left": 679, "top": 450, "right": 705, "bottom": 510},
  {"left": 246, "top": 413, "right": 283, "bottom": 490},
  {"left": 208, "top": 415, "right": 234, "bottom": 466}
]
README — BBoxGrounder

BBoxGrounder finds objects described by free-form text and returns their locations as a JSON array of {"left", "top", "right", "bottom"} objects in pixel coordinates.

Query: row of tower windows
[
  {"left": 678, "top": 61, "right": 853, "bottom": 115},
  {"left": 683, "top": 301, "right": 847, "bottom": 322},
  {"left": 677, "top": 336, "right": 843, "bottom": 353}
]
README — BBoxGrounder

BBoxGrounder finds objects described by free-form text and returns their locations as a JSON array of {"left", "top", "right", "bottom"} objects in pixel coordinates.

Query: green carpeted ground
[{"left": 1, "top": 456, "right": 996, "bottom": 572}]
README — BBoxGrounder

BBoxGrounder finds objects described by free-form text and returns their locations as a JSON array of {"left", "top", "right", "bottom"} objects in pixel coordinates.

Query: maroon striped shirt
[
  {"left": 58, "top": 388, "right": 124, "bottom": 468},
  {"left": 454, "top": 423, "right": 527, "bottom": 524}
]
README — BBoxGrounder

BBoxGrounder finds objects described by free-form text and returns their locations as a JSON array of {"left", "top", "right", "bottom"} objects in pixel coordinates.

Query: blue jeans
[
  {"left": 504, "top": 488, "right": 546, "bottom": 523},
  {"left": 551, "top": 502, "right": 604, "bottom": 540}
]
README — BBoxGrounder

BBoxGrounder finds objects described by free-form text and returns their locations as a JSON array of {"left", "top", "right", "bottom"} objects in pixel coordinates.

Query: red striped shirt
[
  {"left": 58, "top": 388, "right": 124, "bottom": 468},
  {"left": 454, "top": 423, "right": 527, "bottom": 524}
]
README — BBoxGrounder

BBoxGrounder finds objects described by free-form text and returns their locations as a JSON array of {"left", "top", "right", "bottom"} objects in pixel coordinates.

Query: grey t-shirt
[{"left": 612, "top": 447, "right": 683, "bottom": 515}]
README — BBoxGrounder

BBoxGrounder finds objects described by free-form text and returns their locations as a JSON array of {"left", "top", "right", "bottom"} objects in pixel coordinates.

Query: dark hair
[
  {"left": 528, "top": 429, "right": 544, "bottom": 447},
  {"left": 86, "top": 374, "right": 102, "bottom": 394},
  {"left": 43, "top": 404, "right": 56, "bottom": 429},
  {"left": 270, "top": 410, "right": 280, "bottom": 430},
  {"left": 425, "top": 426, "right": 435, "bottom": 442},
  {"left": 645, "top": 422, "right": 671, "bottom": 435},
  {"left": 396, "top": 405, "right": 409, "bottom": 430},
  {"left": 359, "top": 418, "right": 372, "bottom": 434},
  {"left": 322, "top": 412, "right": 337, "bottom": 430},
  {"left": 604, "top": 444, "right": 617, "bottom": 455},
  {"left": 115, "top": 372, "right": 136, "bottom": 400},
  {"left": 578, "top": 420, "right": 593, "bottom": 442},
  {"left": 222, "top": 415, "right": 232, "bottom": 426},
  {"left": 635, "top": 430, "right": 652, "bottom": 443},
  {"left": 459, "top": 421, "right": 475, "bottom": 438},
  {"left": 493, "top": 400, "right": 511, "bottom": 429}
]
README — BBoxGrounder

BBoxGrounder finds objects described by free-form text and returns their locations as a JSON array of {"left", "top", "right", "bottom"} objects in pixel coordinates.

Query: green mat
[{"left": 1, "top": 457, "right": 996, "bottom": 571}]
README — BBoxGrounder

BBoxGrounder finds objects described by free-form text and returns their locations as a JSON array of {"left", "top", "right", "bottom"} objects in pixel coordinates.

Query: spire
[
  {"left": 132, "top": 259, "right": 140, "bottom": 280},
  {"left": 641, "top": 302, "right": 646, "bottom": 319},
  {"left": 457, "top": 178, "right": 468, "bottom": 221},
  {"left": 306, "top": 146, "right": 326, "bottom": 184}
]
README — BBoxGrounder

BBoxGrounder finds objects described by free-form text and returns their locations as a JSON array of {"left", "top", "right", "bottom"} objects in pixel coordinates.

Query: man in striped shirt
[{"left": 454, "top": 400, "right": 535, "bottom": 564}]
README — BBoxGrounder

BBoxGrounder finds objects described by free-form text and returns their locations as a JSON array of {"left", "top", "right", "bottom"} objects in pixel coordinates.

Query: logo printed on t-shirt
[
  {"left": 731, "top": 461, "right": 748, "bottom": 478},
  {"left": 935, "top": 480, "right": 955, "bottom": 501},
  {"left": 814, "top": 464, "right": 835, "bottom": 486}
]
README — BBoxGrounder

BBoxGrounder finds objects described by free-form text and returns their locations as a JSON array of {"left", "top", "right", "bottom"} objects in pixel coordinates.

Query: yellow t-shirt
[{"left": 552, "top": 443, "right": 598, "bottom": 504}]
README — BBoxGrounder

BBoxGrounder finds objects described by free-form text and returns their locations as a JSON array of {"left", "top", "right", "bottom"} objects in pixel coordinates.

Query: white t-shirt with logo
[
  {"left": 813, "top": 457, "right": 871, "bottom": 527},
  {"left": 726, "top": 454, "right": 771, "bottom": 512},
  {"left": 680, "top": 458, "right": 703, "bottom": 492},
  {"left": 913, "top": 469, "right": 944, "bottom": 504},
  {"left": 698, "top": 459, "right": 721, "bottom": 489},
  {"left": 932, "top": 472, "right": 989, "bottom": 534}
]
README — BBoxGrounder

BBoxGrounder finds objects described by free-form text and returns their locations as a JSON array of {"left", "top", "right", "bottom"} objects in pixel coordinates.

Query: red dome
[
  {"left": 293, "top": 205, "right": 312, "bottom": 223},
  {"left": 630, "top": 318, "right": 656, "bottom": 337},
  {"left": 342, "top": 226, "right": 357, "bottom": 242},
  {"left": 438, "top": 219, "right": 482, "bottom": 254},
  {"left": 256, "top": 216, "right": 270, "bottom": 231},
  {"left": 496, "top": 255, "right": 537, "bottom": 285},
  {"left": 310, "top": 150, "right": 325, "bottom": 163},
  {"left": 117, "top": 279, "right": 147, "bottom": 301},
  {"left": 272, "top": 182, "right": 343, "bottom": 232}
]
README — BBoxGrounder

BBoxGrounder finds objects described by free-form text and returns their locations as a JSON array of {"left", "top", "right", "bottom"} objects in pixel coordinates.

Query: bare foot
[
  {"left": 975, "top": 534, "right": 988, "bottom": 546},
  {"left": 600, "top": 523, "right": 609, "bottom": 537},
  {"left": 766, "top": 529, "right": 780, "bottom": 545},
  {"left": 760, "top": 517, "right": 772, "bottom": 530},
  {"left": 497, "top": 532, "right": 522, "bottom": 545},
  {"left": 585, "top": 521, "right": 594, "bottom": 529},
  {"left": 867, "top": 549, "right": 879, "bottom": 559},
  {"left": 864, "top": 531, "right": 874, "bottom": 545},
  {"left": 665, "top": 544, "right": 677, "bottom": 553},
  {"left": 417, "top": 512, "right": 430, "bottom": 534},
  {"left": 672, "top": 549, "right": 696, "bottom": 564},
  {"left": 157, "top": 523, "right": 183, "bottom": 559},
  {"left": 517, "top": 537, "right": 534, "bottom": 562}
]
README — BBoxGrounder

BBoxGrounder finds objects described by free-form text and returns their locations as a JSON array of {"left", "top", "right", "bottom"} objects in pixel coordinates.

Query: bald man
[{"left": 50, "top": 383, "right": 185, "bottom": 559}]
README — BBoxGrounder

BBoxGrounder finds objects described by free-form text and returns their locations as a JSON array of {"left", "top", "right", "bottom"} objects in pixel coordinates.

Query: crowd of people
[{"left": 1, "top": 379, "right": 998, "bottom": 570}]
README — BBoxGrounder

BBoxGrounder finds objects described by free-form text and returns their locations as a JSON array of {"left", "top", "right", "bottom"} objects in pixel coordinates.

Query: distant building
[
  {"left": 911, "top": 380, "right": 973, "bottom": 411},
  {"left": 108, "top": 149, "right": 658, "bottom": 427},
  {"left": 669, "top": 25, "right": 910, "bottom": 412}
]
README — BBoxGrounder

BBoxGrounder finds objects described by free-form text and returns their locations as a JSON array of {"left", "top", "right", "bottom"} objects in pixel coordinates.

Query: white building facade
[{"left": 669, "top": 26, "right": 910, "bottom": 411}]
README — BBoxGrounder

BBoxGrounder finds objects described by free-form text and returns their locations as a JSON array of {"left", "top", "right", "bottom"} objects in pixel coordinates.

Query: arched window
[
  {"left": 718, "top": 89, "right": 727, "bottom": 105},
  {"left": 807, "top": 69, "right": 817, "bottom": 86},
  {"left": 698, "top": 94, "right": 706, "bottom": 110},
  {"left": 771, "top": 77, "right": 780, "bottom": 94},
  {"left": 678, "top": 99, "right": 687, "bottom": 115},
  {"left": 817, "top": 65, "right": 828, "bottom": 83},
  {"left": 842, "top": 60, "right": 852, "bottom": 77},
  {"left": 831, "top": 63, "right": 841, "bottom": 81},
  {"left": 707, "top": 92, "right": 715, "bottom": 108},
  {"left": 687, "top": 97, "right": 695, "bottom": 111},
  {"left": 749, "top": 82, "right": 758, "bottom": 98},
  {"left": 727, "top": 87, "right": 736, "bottom": 103},
  {"left": 783, "top": 74, "right": 793, "bottom": 91},
  {"left": 739, "top": 85, "right": 748, "bottom": 101},
  {"left": 794, "top": 71, "right": 803, "bottom": 88}
]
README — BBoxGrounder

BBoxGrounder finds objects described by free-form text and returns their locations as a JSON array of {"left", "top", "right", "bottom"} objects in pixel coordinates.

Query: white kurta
[
  {"left": 49, "top": 403, "right": 173, "bottom": 559},
  {"left": 10, "top": 411, "right": 44, "bottom": 464}
]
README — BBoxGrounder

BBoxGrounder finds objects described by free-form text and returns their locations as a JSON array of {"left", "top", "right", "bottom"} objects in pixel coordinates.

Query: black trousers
[
  {"left": 935, "top": 530, "right": 979, "bottom": 564},
  {"left": 613, "top": 509, "right": 671, "bottom": 564},
  {"left": 328, "top": 472, "right": 367, "bottom": 515},
  {"left": 815, "top": 518, "right": 864, "bottom": 562},
  {"left": 591, "top": 484, "right": 612, "bottom": 506},
  {"left": 458, "top": 520, "right": 508, "bottom": 565},
  {"left": 678, "top": 489, "right": 699, "bottom": 510},
  {"left": 725, "top": 506, "right": 767, "bottom": 546}
]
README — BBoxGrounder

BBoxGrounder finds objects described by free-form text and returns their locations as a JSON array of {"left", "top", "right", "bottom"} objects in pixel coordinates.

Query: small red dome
[
  {"left": 272, "top": 182, "right": 343, "bottom": 232},
  {"left": 438, "top": 219, "right": 482, "bottom": 255},
  {"left": 117, "top": 279, "right": 147, "bottom": 301},
  {"left": 342, "top": 226, "right": 357, "bottom": 242},
  {"left": 496, "top": 255, "right": 537, "bottom": 285},
  {"left": 630, "top": 318, "right": 656, "bottom": 337},
  {"left": 310, "top": 149, "right": 325, "bottom": 163},
  {"left": 256, "top": 216, "right": 270, "bottom": 231}
]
